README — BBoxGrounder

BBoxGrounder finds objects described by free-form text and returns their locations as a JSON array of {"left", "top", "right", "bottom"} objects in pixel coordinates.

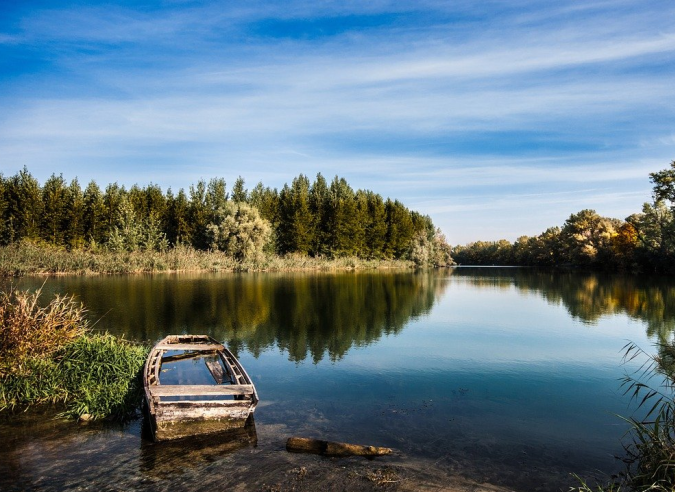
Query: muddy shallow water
[{"left": 3, "top": 268, "right": 673, "bottom": 491}]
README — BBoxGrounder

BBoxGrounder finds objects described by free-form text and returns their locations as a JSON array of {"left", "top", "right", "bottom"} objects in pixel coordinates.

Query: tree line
[
  {"left": 0, "top": 168, "right": 452, "bottom": 265},
  {"left": 453, "top": 161, "right": 675, "bottom": 273}
]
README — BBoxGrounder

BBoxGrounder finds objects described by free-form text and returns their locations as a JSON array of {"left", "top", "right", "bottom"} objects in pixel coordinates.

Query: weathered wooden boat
[{"left": 143, "top": 334, "right": 259, "bottom": 441}]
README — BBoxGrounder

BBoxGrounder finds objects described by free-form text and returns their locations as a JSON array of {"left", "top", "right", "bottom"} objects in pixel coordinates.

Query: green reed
[{"left": 571, "top": 342, "right": 675, "bottom": 491}]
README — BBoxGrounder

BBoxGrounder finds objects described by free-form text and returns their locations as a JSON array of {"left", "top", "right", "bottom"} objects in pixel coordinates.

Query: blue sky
[{"left": 1, "top": 1, "right": 674, "bottom": 244}]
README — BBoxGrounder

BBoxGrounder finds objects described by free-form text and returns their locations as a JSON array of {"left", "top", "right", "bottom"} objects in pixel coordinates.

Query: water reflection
[
  {"left": 139, "top": 421, "right": 258, "bottom": 479},
  {"left": 16, "top": 272, "right": 447, "bottom": 363},
  {"left": 450, "top": 268, "right": 675, "bottom": 342},
  {"left": 4, "top": 269, "right": 675, "bottom": 491}
]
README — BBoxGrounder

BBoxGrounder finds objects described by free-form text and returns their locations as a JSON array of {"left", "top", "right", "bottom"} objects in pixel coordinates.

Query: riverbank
[
  {"left": 0, "top": 287, "right": 147, "bottom": 420},
  {"left": 0, "top": 242, "right": 416, "bottom": 277}
]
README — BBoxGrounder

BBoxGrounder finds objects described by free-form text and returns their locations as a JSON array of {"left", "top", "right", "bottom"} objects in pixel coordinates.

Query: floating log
[{"left": 286, "top": 437, "right": 392, "bottom": 457}]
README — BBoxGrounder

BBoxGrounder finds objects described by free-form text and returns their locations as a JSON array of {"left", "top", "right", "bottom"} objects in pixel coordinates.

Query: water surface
[{"left": 2, "top": 268, "right": 674, "bottom": 491}]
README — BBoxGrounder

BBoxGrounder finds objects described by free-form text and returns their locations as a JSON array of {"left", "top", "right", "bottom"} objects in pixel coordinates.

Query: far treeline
[
  {"left": 453, "top": 161, "right": 675, "bottom": 274},
  {"left": 0, "top": 168, "right": 452, "bottom": 266}
]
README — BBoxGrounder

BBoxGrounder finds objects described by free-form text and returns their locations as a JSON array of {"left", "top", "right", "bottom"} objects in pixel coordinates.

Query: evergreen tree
[
  {"left": 278, "top": 175, "right": 314, "bottom": 254},
  {"left": 365, "top": 191, "right": 387, "bottom": 258},
  {"left": 353, "top": 190, "right": 369, "bottom": 256},
  {"left": 165, "top": 188, "right": 192, "bottom": 245},
  {"left": 6, "top": 167, "right": 42, "bottom": 242},
  {"left": 64, "top": 178, "right": 85, "bottom": 249},
  {"left": 309, "top": 173, "right": 329, "bottom": 256},
  {"left": 103, "top": 183, "right": 126, "bottom": 240},
  {"left": 41, "top": 173, "right": 69, "bottom": 245},
  {"left": 385, "top": 199, "right": 414, "bottom": 258},
  {"left": 326, "top": 176, "right": 357, "bottom": 256},
  {"left": 189, "top": 179, "right": 209, "bottom": 249},
  {"left": 231, "top": 176, "right": 247, "bottom": 203},
  {"left": 206, "top": 178, "right": 228, "bottom": 213},
  {"left": 83, "top": 180, "right": 106, "bottom": 245}
]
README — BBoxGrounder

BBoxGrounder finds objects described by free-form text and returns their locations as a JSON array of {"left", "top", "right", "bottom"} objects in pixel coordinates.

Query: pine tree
[
  {"left": 65, "top": 178, "right": 85, "bottom": 249},
  {"left": 189, "top": 179, "right": 209, "bottom": 249},
  {"left": 103, "top": 183, "right": 126, "bottom": 241},
  {"left": 6, "top": 167, "right": 42, "bottom": 242},
  {"left": 365, "top": 191, "right": 387, "bottom": 258},
  {"left": 83, "top": 181, "right": 106, "bottom": 245},
  {"left": 231, "top": 176, "right": 247, "bottom": 203},
  {"left": 309, "top": 173, "right": 329, "bottom": 256},
  {"left": 41, "top": 173, "right": 69, "bottom": 245}
]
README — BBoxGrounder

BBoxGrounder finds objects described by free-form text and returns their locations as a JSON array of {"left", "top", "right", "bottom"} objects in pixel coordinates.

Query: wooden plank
[
  {"left": 149, "top": 384, "right": 254, "bottom": 397},
  {"left": 154, "top": 343, "right": 223, "bottom": 351},
  {"left": 156, "top": 400, "right": 251, "bottom": 407},
  {"left": 152, "top": 351, "right": 162, "bottom": 385},
  {"left": 205, "top": 360, "right": 225, "bottom": 384},
  {"left": 218, "top": 352, "right": 242, "bottom": 384}
]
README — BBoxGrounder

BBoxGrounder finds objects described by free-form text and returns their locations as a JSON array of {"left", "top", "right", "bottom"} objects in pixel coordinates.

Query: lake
[{"left": 2, "top": 268, "right": 674, "bottom": 491}]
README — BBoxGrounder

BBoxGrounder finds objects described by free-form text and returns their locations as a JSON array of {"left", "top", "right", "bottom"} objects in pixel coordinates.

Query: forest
[
  {"left": 453, "top": 161, "right": 675, "bottom": 274},
  {"left": 0, "top": 169, "right": 452, "bottom": 267}
]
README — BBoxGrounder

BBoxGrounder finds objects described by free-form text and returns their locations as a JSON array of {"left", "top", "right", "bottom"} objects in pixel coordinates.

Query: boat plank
[
  {"left": 149, "top": 384, "right": 254, "bottom": 396},
  {"left": 154, "top": 343, "right": 223, "bottom": 351},
  {"left": 205, "top": 360, "right": 226, "bottom": 384}
]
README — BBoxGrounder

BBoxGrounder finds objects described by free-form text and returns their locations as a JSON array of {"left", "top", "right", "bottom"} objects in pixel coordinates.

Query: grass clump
[{"left": 0, "top": 286, "right": 148, "bottom": 420}]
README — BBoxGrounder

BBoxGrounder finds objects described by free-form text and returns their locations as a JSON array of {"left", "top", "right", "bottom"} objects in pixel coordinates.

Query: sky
[{"left": 1, "top": 0, "right": 674, "bottom": 244}]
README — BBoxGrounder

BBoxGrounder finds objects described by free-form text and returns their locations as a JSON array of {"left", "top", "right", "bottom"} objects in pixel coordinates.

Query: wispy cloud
[{"left": 0, "top": 0, "right": 673, "bottom": 243}]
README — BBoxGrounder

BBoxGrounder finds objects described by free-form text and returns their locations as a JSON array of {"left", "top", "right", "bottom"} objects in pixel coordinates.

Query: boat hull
[{"left": 144, "top": 335, "right": 259, "bottom": 441}]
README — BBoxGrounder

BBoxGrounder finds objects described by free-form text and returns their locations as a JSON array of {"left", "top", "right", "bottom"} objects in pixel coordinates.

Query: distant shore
[{"left": 0, "top": 242, "right": 418, "bottom": 277}]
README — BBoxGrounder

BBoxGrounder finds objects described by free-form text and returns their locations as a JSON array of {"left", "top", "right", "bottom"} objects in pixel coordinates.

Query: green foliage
[
  {"left": 650, "top": 161, "right": 675, "bottom": 205},
  {"left": 206, "top": 202, "right": 272, "bottom": 261},
  {"left": 454, "top": 161, "right": 675, "bottom": 273},
  {"left": 1, "top": 334, "right": 147, "bottom": 420},
  {"left": 0, "top": 168, "right": 448, "bottom": 266}
]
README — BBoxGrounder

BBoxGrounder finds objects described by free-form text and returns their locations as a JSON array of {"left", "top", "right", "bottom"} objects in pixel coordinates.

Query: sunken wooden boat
[{"left": 143, "top": 334, "right": 259, "bottom": 441}]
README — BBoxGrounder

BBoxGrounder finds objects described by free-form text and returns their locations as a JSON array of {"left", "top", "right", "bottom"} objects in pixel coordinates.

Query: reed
[
  {"left": 0, "top": 241, "right": 415, "bottom": 276},
  {"left": 571, "top": 342, "right": 675, "bottom": 491},
  {"left": 0, "top": 287, "right": 148, "bottom": 420},
  {"left": 0, "top": 284, "right": 87, "bottom": 371}
]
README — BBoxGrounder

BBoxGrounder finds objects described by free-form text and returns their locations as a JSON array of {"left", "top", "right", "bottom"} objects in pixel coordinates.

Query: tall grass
[
  {"left": 0, "top": 287, "right": 148, "bottom": 420},
  {"left": 0, "top": 241, "right": 415, "bottom": 277},
  {"left": 571, "top": 342, "right": 675, "bottom": 491},
  {"left": 0, "top": 284, "right": 87, "bottom": 372}
]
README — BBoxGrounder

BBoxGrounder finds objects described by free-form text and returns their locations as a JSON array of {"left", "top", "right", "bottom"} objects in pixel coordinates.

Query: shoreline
[{"left": 0, "top": 242, "right": 419, "bottom": 277}]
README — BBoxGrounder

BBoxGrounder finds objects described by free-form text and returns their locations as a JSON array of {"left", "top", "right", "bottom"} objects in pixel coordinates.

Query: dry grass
[
  {"left": 0, "top": 241, "right": 415, "bottom": 276},
  {"left": 0, "top": 284, "right": 87, "bottom": 374}
]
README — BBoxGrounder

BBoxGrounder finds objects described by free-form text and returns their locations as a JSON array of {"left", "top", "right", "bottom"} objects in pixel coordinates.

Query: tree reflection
[
  {"left": 450, "top": 268, "right": 675, "bottom": 342},
  {"left": 55, "top": 271, "right": 446, "bottom": 363}
]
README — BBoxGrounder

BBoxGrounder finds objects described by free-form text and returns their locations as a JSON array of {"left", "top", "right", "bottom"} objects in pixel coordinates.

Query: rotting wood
[
  {"left": 286, "top": 437, "right": 393, "bottom": 457},
  {"left": 205, "top": 360, "right": 225, "bottom": 384},
  {"left": 154, "top": 343, "right": 223, "bottom": 351},
  {"left": 218, "top": 352, "right": 241, "bottom": 384},
  {"left": 149, "top": 384, "right": 253, "bottom": 397},
  {"left": 143, "top": 334, "right": 259, "bottom": 441}
]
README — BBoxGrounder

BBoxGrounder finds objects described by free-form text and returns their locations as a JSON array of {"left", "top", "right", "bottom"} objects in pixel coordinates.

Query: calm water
[{"left": 2, "top": 268, "right": 675, "bottom": 491}]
